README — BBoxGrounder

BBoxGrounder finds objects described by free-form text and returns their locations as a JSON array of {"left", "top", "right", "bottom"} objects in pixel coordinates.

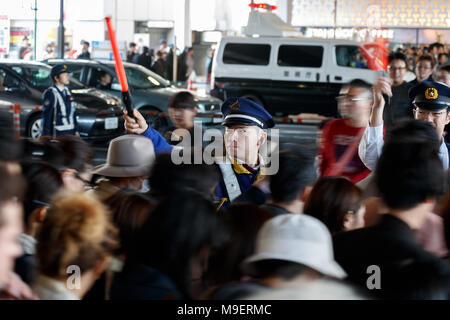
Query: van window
[
  {"left": 277, "top": 45, "right": 323, "bottom": 68},
  {"left": 336, "top": 46, "right": 369, "bottom": 69},
  {"left": 223, "top": 43, "right": 271, "bottom": 65}
]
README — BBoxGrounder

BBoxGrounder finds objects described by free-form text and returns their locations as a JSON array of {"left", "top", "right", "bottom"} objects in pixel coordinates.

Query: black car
[
  {"left": 0, "top": 60, "right": 124, "bottom": 141},
  {"left": 44, "top": 59, "right": 223, "bottom": 131}
]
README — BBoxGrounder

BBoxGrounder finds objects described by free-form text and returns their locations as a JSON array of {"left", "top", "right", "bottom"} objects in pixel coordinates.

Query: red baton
[{"left": 105, "top": 16, "right": 134, "bottom": 116}]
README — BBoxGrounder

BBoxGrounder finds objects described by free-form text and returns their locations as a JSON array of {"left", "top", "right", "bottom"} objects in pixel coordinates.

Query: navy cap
[
  {"left": 409, "top": 80, "right": 450, "bottom": 111},
  {"left": 221, "top": 97, "right": 275, "bottom": 129},
  {"left": 50, "top": 64, "right": 69, "bottom": 79}
]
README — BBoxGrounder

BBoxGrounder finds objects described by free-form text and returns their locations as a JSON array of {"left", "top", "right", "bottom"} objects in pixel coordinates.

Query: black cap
[
  {"left": 50, "top": 64, "right": 69, "bottom": 79},
  {"left": 409, "top": 80, "right": 450, "bottom": 111}
]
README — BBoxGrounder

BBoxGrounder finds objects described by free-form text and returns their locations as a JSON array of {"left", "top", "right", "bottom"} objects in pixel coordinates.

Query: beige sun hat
[
  {"left": 242, "top": 214, "right": 347, "bottom": 279},
  {"left": 91, "top": 135, "right": 155, "bottom": 178}
]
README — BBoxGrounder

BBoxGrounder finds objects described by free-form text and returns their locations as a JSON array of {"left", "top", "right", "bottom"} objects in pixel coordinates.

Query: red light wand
[{"left": 105, "top": 17, "right": 134, "bottom": 117}]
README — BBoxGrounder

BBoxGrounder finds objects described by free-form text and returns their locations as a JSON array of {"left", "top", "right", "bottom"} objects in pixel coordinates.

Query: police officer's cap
[
  {"left": 409, "top": 80, "right": 450, "bottom": 111},
  {"left": 50, "top": 64, "right": 69, "bottom": 79},
  {"left": 221, "top": 97, "right": 275, "bottom": 129}
]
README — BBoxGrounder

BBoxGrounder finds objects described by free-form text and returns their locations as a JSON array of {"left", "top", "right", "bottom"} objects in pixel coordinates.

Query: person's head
[
  {"left": 0, "top": 166, "right": 25, "bottom": 290},
  {"left": 435, "top": 64, "right": 450, "bottom": 86},
  {"left": 242, "top": 214, "right": 346, "bottom": 284},
  {"left": 388, "top": 52, "right": 408, "bottom": 85},
  {"left": 36, "top": 191, "right": 117, "bottom": 298},
  {"left": 415, "top": 55, "right": 435, "bottom": 83},
  {"left": 304, "top": 177, "right": 365, "bottom": 234},
  {"left": 159, "top": 39, "right": 167, "bottom": 49},
  {"left": 103, "top": 191, "right": 155, "bottom": 256},
  {"left": 21, "top": 161, "right": 63, "bottom": 236},
  {"left": 91, "top": 135, "right": 155, "bottom": 191},
  {"left": 375, "top": 140, "right": 444, "bottom": 223},
  {"left": 141, "top": 46, "right": 149, "bottom": 55},
  {"left": 186, "top": 47, "right": 194, "bottom": 57},
  {"left": 82, "top": 41, "right": 89, "bottom": 52},
  {"left": 50, "top": 64, "right": 70, "bottom": 85},
  {"left": 130, "top": 190, "right": 227, "bottom": 298},
  {"left": 205, "top": 204, "right": 273, "bottom": 285},
  {"left": 438, "top": 53, "right": 448, "bottom": 66},
  {"left": 41, "top": 136, "right": 93, "bottom": 192},
  {"left": 99, "top": 71, "right": 112, "bottom": 85},
  {"left": 430, "top": 42, "right": 444, "bottom": 56},
  {"left": 149, "top": 151, "right": 220, "bottom": 199},
  {"left": 409, "top": 81, "right": 450, "bottom": 138},
  {"left": 167, "top": 91, "right": 197, "bottom": 129},
  {"left": 341, "top": 79, "right": 373, "bottom": 126},
  {"left": 129, "top": 42, "right": 136, "bottom": 51},
  {"left": 221, "top": 98, "right": 274, "bottom": 166},
  {"left": 269, "top": 146, "right": 316, "bottom": 208}
]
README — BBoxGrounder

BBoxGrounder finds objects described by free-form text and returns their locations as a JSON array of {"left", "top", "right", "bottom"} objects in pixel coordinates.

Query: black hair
[
  {"left": 149, "top": 151, "right": 220, "bottom": 199},
  {"left": 0, "top": 111, "right": 23, "bottom": 162},
  {"left": 204, "top": 204, "right": 272, "bottom": 286},
  {"left": 244, "top": 259, "right": 308, "bottom": 280},
  {"left": 304, "top": 176, "right": 363, "bottom": 234},
  {"left": 375, "top": 140, "right": 444, "bottom": 210},
  {"left": 129, "top": 190, "right": 227, "bottom": 298},
  {"left": 83, "top": 41, "right": 89, "bottom": 47},
  {"left": 385, "top": 119, "right": 440, "bottom": 150},
  {"left": 142, "top": 46, "right": 149, "bottom": 54},
  {"left": 104, "top": 190, "right": 155, "bottom": 256},
  {"left": 40, "top": 135, "right": 93, "bottom": 172},
  {"left": 389, "top": 52, "right": 408, "bottom": 66},
  {"left": 269, "top": 146, "right": 316, "bottom": 203},
  {"left": 167, "top": 91, "right": 196, "bottom": 109},
  {"left": 416, "top": 55, "right": 435, "bottom": 68},
  {"left": 349, "top": 78, "right": 372, "bottom": 91},
  {"left": 129, "top": 42, "right": 136, "bottom": 47},
  {"left": 20, "top": 161, "right": 63, "bottom": 226}
]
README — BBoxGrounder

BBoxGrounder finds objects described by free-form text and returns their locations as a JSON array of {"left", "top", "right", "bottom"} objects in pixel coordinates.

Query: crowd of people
[{"left": 0, "top": 39, "right": 450, "bottom": 300}]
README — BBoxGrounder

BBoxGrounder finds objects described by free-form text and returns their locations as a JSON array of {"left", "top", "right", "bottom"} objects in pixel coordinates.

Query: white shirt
[{"left": 358, "top": 122, "right": 449, "bottom": 170}]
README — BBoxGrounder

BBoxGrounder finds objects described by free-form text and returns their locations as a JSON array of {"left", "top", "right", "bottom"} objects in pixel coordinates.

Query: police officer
[
  {"left": 42, "top": 64, "right": 78, "bottom": 138},
  {"left": 359, "top": 79, "right": 450, "bottom": 170},
  {"left": 123, "top": 97, "right": 275, "bottom": 209}
]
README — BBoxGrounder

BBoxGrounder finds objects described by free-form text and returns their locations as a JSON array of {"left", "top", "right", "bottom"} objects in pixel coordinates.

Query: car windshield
[
  {"left": 11, "top": 65, "right": 86, "bottom": 91},
  {"left": 108, "top": 63, "right": 170, "bottom": 89}
]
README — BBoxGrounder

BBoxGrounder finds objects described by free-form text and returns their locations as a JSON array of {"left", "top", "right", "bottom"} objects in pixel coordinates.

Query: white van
[{"left": 211, "top": 36, "right": 381, "bottom": 117}]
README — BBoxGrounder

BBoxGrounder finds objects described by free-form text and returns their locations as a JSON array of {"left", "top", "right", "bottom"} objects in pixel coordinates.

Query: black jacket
[{"left": 333, "top": 214, "right": 450, "bottom": 299}]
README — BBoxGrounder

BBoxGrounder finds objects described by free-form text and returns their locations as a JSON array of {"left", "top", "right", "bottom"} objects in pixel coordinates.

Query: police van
[{"left": 211, "top": 36, "right": 381, "bottom": 117}]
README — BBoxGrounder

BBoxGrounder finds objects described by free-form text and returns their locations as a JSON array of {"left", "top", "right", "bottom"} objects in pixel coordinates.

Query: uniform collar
[{"left": 230, "top": 155, "right": 265, "bottom": 175}]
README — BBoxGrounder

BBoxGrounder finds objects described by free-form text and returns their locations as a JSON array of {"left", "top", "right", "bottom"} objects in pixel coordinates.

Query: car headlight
[{"left": 75, "top": 103, "right": 89, "bottom": 110}]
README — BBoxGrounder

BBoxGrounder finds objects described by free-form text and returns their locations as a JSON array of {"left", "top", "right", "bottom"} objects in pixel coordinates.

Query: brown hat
[{"left": 91, "top": 135, "right": 155, "bottom": 178}]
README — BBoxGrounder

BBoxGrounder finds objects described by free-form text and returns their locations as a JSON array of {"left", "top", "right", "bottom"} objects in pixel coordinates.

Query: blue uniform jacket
[
  {"left": 141, "top": 126, "right": 260, "bottom": 209},
  {"left": 41, "top": 85, "right": 77, "bottom": 136}
]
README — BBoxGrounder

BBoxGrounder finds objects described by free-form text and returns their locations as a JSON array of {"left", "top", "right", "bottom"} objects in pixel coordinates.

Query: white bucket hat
[
  {"left": 242, "top": 214, "right": 347, "bottom": 279},
  {"left": 91, "top": 135, "right": 155, "bottom": 178}
]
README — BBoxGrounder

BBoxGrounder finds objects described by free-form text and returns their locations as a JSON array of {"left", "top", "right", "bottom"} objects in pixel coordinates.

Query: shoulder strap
[{"left": 218, "top": 162, "right": 242, "bottom": 202}]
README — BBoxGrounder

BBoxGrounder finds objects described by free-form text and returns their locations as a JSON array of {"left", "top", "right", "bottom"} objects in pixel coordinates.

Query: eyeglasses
[
  {"left": 388, "top": 66, "right": 406, "bottom": 71},
  {"left": 414, "top": 109, "right": 447, "bottom": 118},
  {"left": 335, "top": 95, "right": 370, "bottom": 102}
]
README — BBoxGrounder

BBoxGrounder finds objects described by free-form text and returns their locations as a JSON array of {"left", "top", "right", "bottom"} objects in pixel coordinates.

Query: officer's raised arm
[{"left": 124, "top": 108, "right": 173, "bottom": 154}]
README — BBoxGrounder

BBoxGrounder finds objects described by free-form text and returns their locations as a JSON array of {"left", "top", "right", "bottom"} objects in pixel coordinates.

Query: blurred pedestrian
[
  {"left": 32, "top": 191, "right": 118, "bottom": 300},
  {"left": 319, "top": 79, "right": 373, "bottom": 183},
  {"left": 410, "top": 55, "right": 434, "bottom": 86},
  {"left": 435, "top": 64, "right": 450, "bottom": 86},
  {"left": 126, "top": 42, "right": 137, "bottom": 63},
  {"left": 77, "top": 41, "right": 91, "bottom": 60},
  {"left": 151, "top": 50, "right": 169, "bottom": 79},
  {"left": 136, "top": 46, "right": 153, "bottom": 70},
  {"left": 304, "top": 177, "right": 365, "bottom": 234}
]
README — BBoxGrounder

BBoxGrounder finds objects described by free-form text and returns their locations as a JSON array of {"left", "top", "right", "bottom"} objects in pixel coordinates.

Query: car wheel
[
  {"left": 140, "top": 107, "right": 168, "bottom": 133},
  {"left": 28, "top": 114, "right": 42, "bottom": 139}
]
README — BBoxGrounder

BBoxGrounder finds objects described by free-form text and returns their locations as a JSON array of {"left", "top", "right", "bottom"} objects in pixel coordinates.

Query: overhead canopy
[{"left": 242, "top": 10, "right": 302, "bottom": 38}]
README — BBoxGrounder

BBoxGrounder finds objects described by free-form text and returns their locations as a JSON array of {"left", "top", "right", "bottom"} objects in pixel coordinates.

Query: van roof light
[{"left": 249, "top": 3, "right": 277, "bottom": 10}]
